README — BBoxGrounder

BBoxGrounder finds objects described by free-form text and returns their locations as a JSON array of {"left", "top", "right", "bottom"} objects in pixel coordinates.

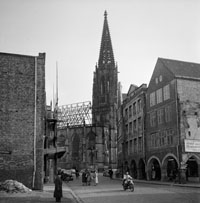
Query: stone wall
[
  {"left": 57, "top": 125, "right": 110, "bottom": 171},
  {"left": 0, "top": 52, "right": 46, "bottom": 190}
]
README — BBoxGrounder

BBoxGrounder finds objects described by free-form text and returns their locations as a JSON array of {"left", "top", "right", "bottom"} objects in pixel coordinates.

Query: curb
[
  {"left": 113, "top": 177, "right": 200, "bottom": 189},
  {"left": 67, "top": 187, "right": 85, "bottom": 203}
]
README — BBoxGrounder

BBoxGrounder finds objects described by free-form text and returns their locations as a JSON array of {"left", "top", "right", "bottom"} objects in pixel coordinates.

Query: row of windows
[
  {"left": 150, "top": 84, "right": 170, "bottom": 107},
  {"left": 125, "top": 117, "right": 143, "bottom": 138},
  {"left": 124, "top": 99, "right": 142, "bottom": 119},
  {"left": 149, "top": 129, "right": 174, "bottom": 148},
  {"left": 124, "top": 137, "right": 143, "bottom": 155},
  {"left": 150, "top": 105, "right": 171, "bottom": 127}
]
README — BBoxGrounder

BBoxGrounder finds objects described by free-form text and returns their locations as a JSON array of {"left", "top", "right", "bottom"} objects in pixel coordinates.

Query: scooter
[{"left": 122, "top": 179, "right": 134, "bottom": 192}]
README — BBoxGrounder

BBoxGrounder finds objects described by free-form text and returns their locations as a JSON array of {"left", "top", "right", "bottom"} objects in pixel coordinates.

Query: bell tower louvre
[{"left": 92, "top": 11, "right": 118, "bottom": 168}]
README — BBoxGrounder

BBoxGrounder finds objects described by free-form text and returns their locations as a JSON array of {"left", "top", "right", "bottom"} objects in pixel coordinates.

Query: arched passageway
[
  {"left": 162, "top": 156, "right": 178, "bottom": 181},
  {"left": 124, "top": 161, "right": 129, "bottom": 174},
  {"left": 148, "top": 158, "right": 161, "bottom": 180},
  {"left": 186, "top": 156, "right": 199, "bottom": 182},
  {"left": 130, "top": 160, "right": 137, "bottom": 178},
  {"left": 138, "top": 159, "right": 146, "bottom": 180}
]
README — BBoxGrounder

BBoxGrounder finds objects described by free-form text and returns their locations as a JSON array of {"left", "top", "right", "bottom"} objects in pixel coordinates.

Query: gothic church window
[
  {"left": 107, "top": 81, "right": 110, "bottom": 92},
  {"left": 100, "top": 76, "right": 105, "bottom": 95},
  {"left": 72, "top": 134, "right": 80, "bottom": 159}
]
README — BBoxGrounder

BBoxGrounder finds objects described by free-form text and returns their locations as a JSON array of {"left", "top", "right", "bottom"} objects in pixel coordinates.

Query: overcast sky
[{"left": 0, "top": 0, "right": 200, "bottom": 106}]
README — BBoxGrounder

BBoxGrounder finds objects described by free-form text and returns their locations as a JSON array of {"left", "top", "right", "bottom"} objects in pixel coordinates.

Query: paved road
[
  {"left": 0, "top": 184, "right": 76, "bottom": 203},
  {"left": 67, "top": 173, "right": 200, "bottom": 203},
  {"left": 1, "top": 174, "right": 199, "bottom": 203}
]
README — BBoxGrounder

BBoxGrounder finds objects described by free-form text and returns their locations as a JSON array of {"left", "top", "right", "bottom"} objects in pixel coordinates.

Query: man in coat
[{"left": 54, "top": 172, "right": 63, "bottom": 202}]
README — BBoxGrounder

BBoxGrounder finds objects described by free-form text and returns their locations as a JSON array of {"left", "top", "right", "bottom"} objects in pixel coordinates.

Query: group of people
[
  {"left": 82, "top": 168, "right": 99, "bottom": 186},
  {"left": 53, "top": 168, "right": 133, "bottom": 202}
]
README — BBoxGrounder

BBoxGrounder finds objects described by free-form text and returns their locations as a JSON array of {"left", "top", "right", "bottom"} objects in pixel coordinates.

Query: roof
[
  {"left": 122, "top": 93, "right": 127, "bottom": 101},
  {"left": 127, "top": 84, "right": 138, "bottom": 95},
  {"left": 98, "top": 11, "right": 115, "bottom": 67},
  {"left": 159, "top": 58, "right": 200, "bottom": 79}
]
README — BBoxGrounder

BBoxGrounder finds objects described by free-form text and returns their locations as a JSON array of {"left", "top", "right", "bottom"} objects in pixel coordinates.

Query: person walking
[
  {"left": 82, "top": 169, "right": 87, "bottom": 186},
  {"left": 94, "top": 169, "right": 99, "bottom": 186},
  {"left": 109, "top": 168, "right": 113, "bottom": 179},
  {"left": 54, "top": 172, "right": 63, "bottom": 202},
  {"left": 86, "top": 169, "right": 91, "bottom": 186}
]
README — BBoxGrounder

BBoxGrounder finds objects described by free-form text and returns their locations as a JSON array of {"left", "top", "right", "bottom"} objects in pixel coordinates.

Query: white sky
[{"left": 0, "top": 0, "right": 200, "bottom": 106}]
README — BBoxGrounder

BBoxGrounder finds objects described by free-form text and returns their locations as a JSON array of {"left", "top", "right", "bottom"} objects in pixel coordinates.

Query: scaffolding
[{"left": 57, "top": 101, "right": 92, "bottom": 128}]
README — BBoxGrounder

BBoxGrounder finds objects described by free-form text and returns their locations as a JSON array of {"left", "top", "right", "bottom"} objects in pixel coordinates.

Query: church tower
[{"left": 92, "top": 11, "right": 118, "bottom": 168}]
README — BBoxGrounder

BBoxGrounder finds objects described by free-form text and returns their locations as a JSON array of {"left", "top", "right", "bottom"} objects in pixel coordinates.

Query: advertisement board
[{"left": 184, "top": 139, "right": 200, "bottom": 152}]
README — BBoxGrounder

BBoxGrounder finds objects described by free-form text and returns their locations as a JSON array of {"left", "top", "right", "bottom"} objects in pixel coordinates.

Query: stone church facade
[
  {"left": 57, "top": 125, "right": 110, "bottom": 171},
  {"left": 57, "top": 11, "right": 118, "bottom": 171}
]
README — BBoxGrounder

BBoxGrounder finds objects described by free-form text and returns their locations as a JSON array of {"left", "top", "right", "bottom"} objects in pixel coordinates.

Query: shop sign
[{"left": 184, "top": 139, "right": 200, "bottom": 152}]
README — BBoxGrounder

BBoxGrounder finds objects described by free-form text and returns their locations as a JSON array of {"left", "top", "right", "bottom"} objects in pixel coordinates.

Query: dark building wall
[
  {"left": 146, "top": 60, "right": 178, "bottom": 161},
  {"left": 0, "top": 52, "right": 45, "bottom": 190}
]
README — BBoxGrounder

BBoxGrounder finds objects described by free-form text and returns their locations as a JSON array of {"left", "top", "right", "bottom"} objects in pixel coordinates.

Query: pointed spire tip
[{"left": 104, "top": 10, "right": 107, "bottom": 18}]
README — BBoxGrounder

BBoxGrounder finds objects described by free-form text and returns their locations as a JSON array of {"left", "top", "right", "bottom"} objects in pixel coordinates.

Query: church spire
[{"left": 98, "top": 10, "right": 115, "bottom": 67}]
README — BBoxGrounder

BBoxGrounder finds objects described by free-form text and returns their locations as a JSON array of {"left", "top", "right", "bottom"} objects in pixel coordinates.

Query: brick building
[
  {"left": 146, "top": 58, "right": 200, "bottom": 182},
  {"left": 0, "top": 52, "right": 46, "bottom": 190}
]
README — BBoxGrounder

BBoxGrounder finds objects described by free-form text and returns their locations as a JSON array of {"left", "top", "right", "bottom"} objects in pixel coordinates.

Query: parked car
[
  {"left": 103, "top": 169, "right": 110, "bottom": 177},
  {"left": 103, "top": 168, "right": 118, "bottom": 177},
  {"left": 60, "top": 169, "right": 73, "bottom": 182},
  {"left": 71, "top": 169, "right": 76, "bottom": 175}
]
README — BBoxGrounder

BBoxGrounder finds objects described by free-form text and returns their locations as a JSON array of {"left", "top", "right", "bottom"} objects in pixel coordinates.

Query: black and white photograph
[{"left": 0, "top": 0, "right": 200, "bottom": 202}]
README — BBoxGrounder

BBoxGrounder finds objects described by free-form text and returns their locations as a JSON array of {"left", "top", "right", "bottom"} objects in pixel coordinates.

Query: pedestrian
[
  {"left": 54, "top": 171, "right": 63, "bottom": 202},
  {"left": 75, "top": 169, "right": 79, "bottom": 179},
  {"left": 86, "top": 169, "right": 91, "bottom": 186},
  {"left": 82, "top": 169, "right": 87, "bottom": 186},
  {"left": 109, "top": 168, "right": 113, "bottom": 179},
  {"left": 94, "top": 169, "right": 99, "bottom": 186}
]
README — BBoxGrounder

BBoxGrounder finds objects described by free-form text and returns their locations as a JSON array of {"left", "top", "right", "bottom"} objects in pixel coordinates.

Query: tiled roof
[{"left": 159, "top": 58, "right": 200, "bottom": 79}]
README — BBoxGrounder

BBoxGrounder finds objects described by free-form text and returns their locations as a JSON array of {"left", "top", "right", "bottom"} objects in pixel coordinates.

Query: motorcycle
[{"left": 122, "top": 179, "right": 134, "bottom": 192}]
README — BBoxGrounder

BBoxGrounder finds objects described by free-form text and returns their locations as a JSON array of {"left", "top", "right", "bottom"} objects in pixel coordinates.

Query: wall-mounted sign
[{"left": 184, "top": 139, "right": 200, "bottom": 152}]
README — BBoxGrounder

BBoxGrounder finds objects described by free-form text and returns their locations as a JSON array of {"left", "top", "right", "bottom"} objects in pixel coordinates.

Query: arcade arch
[
  {"left": 162, "top": 154, "right": 179, "bottom": 181},
  {"left": 130, "top": 160, "right": 137, "bottom": 178},
  {"left": 186, "top": 154, "right": 200, "bottom": 182},
  {"left": 147, "top": 156, "right": 161, "bottom": 180},
  {"left": 138, "top": 158, "right": 146, "bottom": 180}
]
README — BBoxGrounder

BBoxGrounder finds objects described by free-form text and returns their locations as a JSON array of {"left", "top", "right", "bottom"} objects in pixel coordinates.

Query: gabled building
[
  {"left": 120, "top": 84, "right": 147, "bottom": 179},
  {"left": 92, "top": 11, "right": 118, "bottom": 169},
  {"left": 146, "top": 58, "right": 200, "bottom": 182}
]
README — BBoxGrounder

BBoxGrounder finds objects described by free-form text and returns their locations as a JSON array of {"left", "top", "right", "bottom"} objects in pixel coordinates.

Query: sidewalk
[{"left": 0, "top": 183, "right": 78, "bottom": 203}]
